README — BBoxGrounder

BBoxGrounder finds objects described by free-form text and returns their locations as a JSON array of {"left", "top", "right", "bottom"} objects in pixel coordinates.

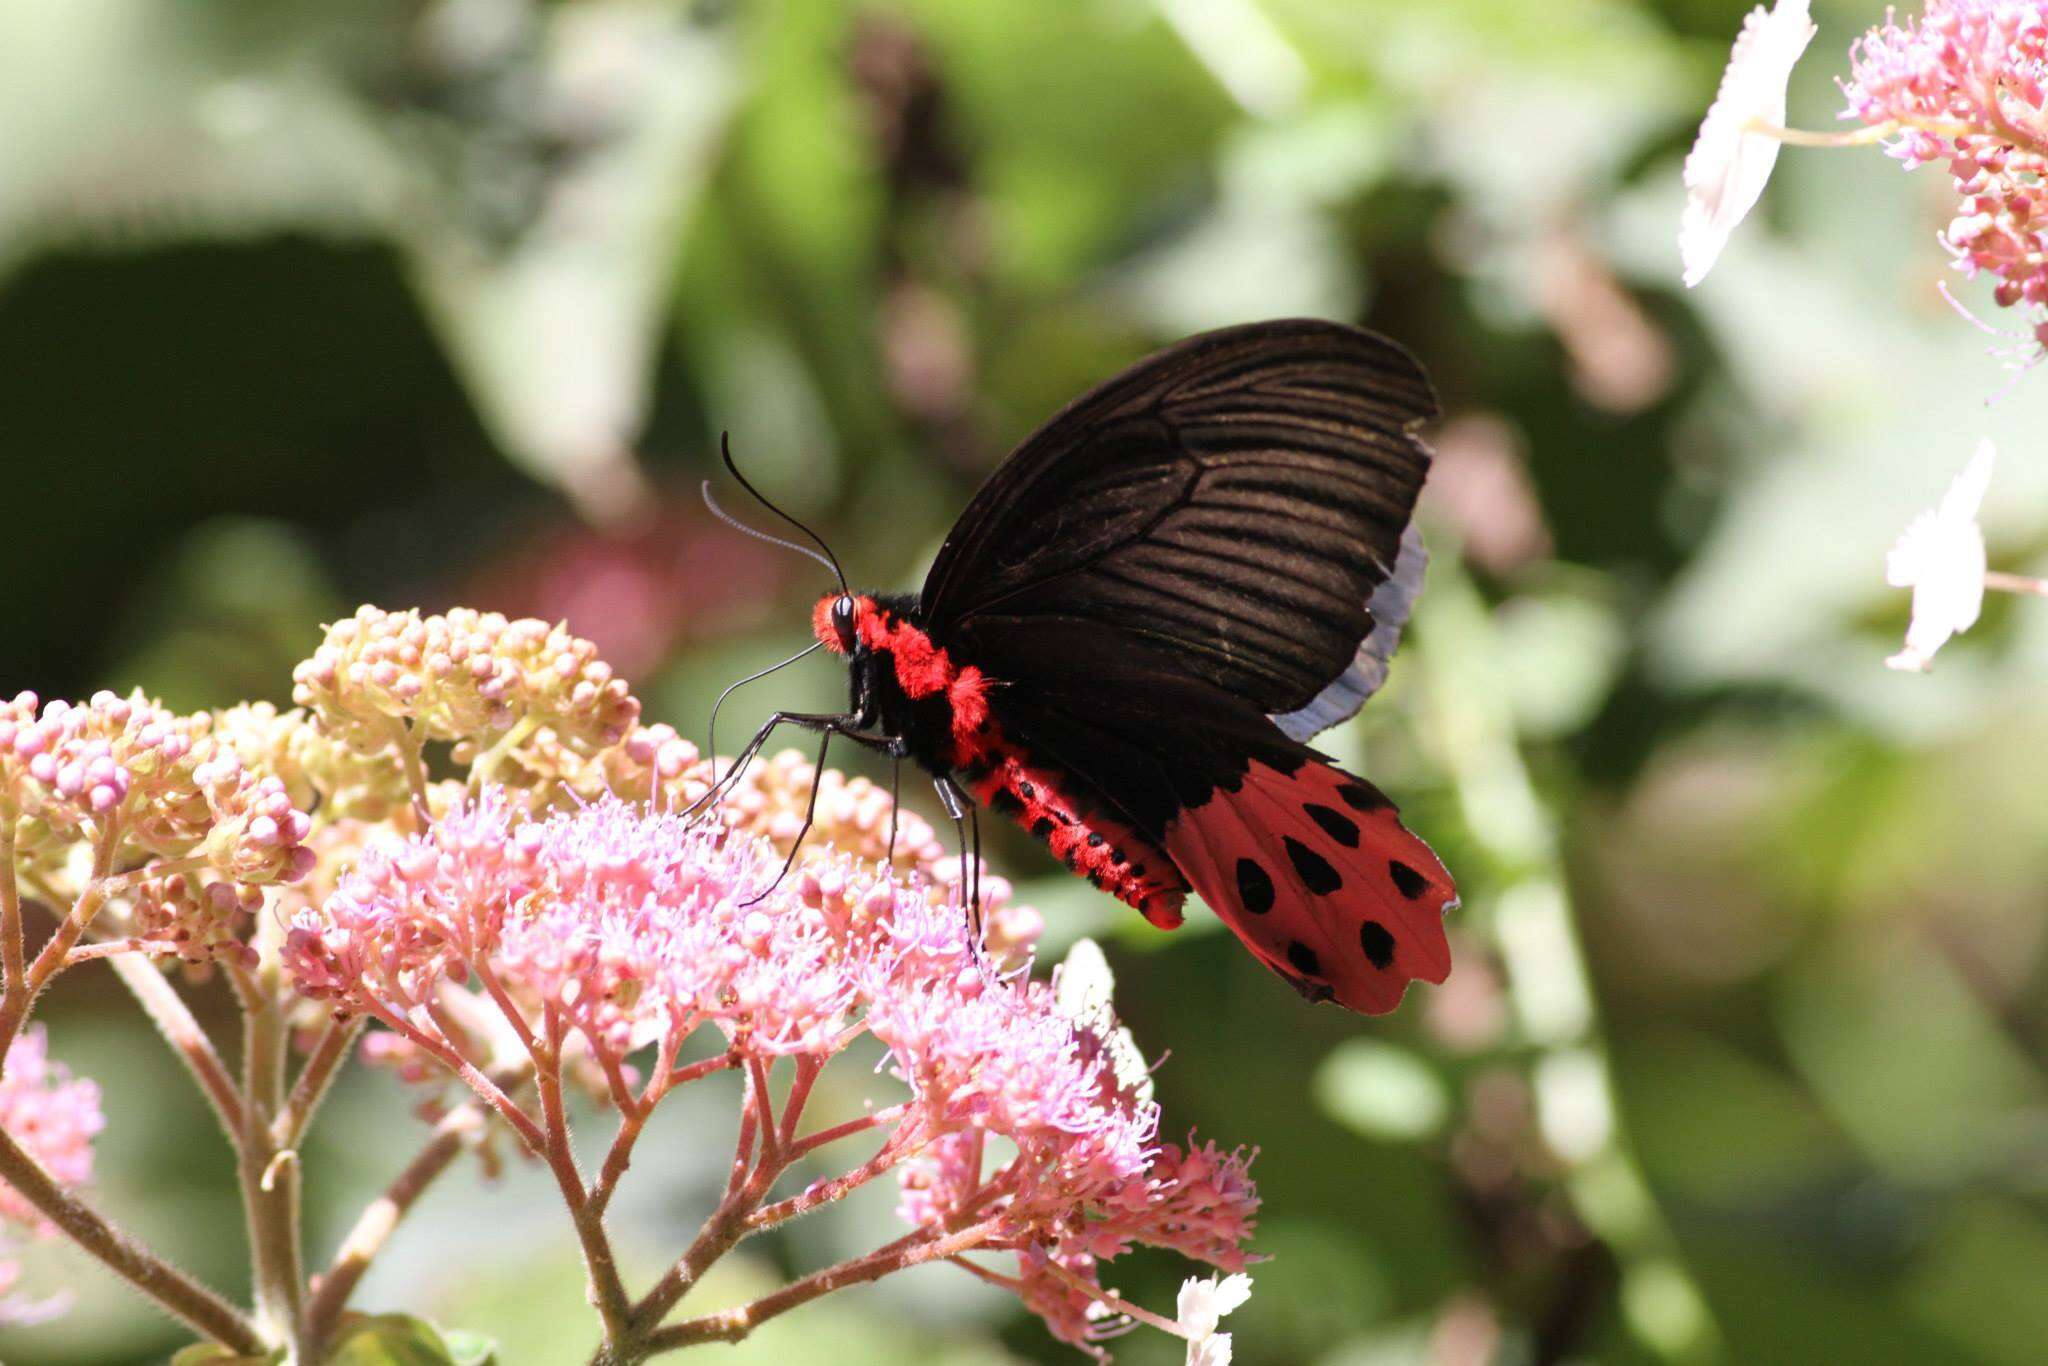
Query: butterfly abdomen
[{"left": 960, "top": 739, "right": 1189, "bottom": 929}]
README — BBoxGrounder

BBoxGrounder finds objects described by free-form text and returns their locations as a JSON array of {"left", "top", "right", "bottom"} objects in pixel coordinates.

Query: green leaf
[
  {"left": 440, "top": 1330, "right": 500, "bottom": 1366},
  {"left": 169, "top": 1347, "right": 281, "bottom": 1366},
  {"left": 328, "top": 1312, "right": 496, "bottom": 1366}
]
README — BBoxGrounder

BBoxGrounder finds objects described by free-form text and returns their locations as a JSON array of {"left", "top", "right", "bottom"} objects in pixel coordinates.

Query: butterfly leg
[
  {"left": 885, "top": 754, "right": 903, "bottom": 868},
  {"left": 968, "top": 798, "right": 983, "bottom": 946},
  {"left": 931, "top": 774, "right": 984, "bottom": 955},
  {"left": 682, "top": 709, "right": 856, "bottom": 820},
  {"left": 740, "top": 726, "right": 834, "bottom": 906}
]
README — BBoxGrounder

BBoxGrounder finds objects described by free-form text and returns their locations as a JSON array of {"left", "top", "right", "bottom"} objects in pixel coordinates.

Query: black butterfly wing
[
  {"left": 960, "top": 617, "right": 1455, "bottom": 1015},
  {"left": 919, "top": 318, "right": 1439, "bottom": 716}
]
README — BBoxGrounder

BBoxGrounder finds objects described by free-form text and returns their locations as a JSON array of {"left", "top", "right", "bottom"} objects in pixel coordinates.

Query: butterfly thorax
[{"left": 813, "top": 591, "right": 1189, "bottom": 926}]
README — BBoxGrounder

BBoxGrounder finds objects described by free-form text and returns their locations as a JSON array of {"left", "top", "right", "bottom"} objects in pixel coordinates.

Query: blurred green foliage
[{"left": 5, "top": 0, "right": 2048, "bottom": 1363}]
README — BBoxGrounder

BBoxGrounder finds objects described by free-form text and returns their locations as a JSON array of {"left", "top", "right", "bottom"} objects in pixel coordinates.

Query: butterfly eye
[{"left": 830, "top": 595, "right": 859, "bottom": 650}]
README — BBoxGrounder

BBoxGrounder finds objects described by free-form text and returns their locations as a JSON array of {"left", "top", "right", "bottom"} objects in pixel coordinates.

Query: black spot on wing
[
  {"left": 1283, "top": 836, "right": 1343, "bottom": 895},
  {"left": 1235, "top": 858, "right": 1275, "bottom": 915},
  {"left": 1359, "top": 920, "right": 1396, "bottom": 970},
  {"left": 1287, "top": 941, "right": 1321, "bottom": 976},
  {"left": 1388, "top": 859, "right": 1428, "bottom": 899},
  {"left": 1303, "top": 803, "right": 1360, "bottom": 847},
  {"left": 1337, "top": 780, "right": 1391, "bottom": 812}
]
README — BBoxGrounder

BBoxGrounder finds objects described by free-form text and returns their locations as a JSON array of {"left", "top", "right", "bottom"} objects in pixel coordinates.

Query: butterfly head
[{"left": 812, "top": 592, "right": 873, "bottom": 656}]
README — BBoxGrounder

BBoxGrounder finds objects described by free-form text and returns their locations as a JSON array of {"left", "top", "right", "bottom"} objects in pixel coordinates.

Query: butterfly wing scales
[
  {"left": 921, "top": 319, "right": 1438, "bottom": 717},
  {"left": 1164, "top": 759, "right": 1453, "bottom": 1014},
  {"left": 909, "top": 320, "right": 1455, "bottom": 1013},
  {"left": 969, "top": 620, "right": 1454, "bottom": 1012}
]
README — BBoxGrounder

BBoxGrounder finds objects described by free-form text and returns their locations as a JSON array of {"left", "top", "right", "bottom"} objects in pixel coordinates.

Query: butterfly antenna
[
  {"left": 702, "top": 483, "right": 841, "bottom": 580},
  {"left": 712, "top": 431, "right": 851, "bottom": 597}
]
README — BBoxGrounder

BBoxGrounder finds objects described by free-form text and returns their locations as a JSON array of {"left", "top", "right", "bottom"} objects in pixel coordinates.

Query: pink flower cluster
[
  {"left": 281, "top": 789, "right": 1257, "bottom": 1355},
  {"left": 291, "top": 606, "right": 639, "bottom": 757},
  {"left": 0, "top": 1031, "right": 106, "bottom": 1328},
  {"left": 0, "top": 1027, "right": 103, "bottom": 1233},
  {"left": 0, "top": 690, "right": 314, "bottom": 885},
  {"left": 1846, "top": 2, "right": 2048, "bottom": 322}
]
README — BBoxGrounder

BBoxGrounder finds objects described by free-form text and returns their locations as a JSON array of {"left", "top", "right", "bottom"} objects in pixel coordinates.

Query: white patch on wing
[{"left": 1272, "top": 523, "right": 1426, "bottom": 742}]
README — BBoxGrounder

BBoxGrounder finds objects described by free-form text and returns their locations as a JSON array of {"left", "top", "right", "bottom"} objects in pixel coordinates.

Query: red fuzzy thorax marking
[{"left": 813, "top": 593, "right": 993, "bottom": 766}]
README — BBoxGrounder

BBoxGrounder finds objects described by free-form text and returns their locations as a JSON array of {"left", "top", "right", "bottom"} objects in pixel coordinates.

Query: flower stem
[
  {"left": 107, "top": 953, "right": 246, "bottom": 1142},
  {"left": 629, "top": 1218, "right": 1008, "bottom": 1356},
  {"left": 631, "top": 1086, "right": 774, "bottom": 1332},
  {"left": 787, "top": 1103, "right": 908, "bottom": 1161},
  {"left": 0, "top": 821, "right": 119, "bottom": 1063},
  {"left": 385, "top": 715, "right": 435, "bottom": 831},
  {"left": 1985, "top": 569, "right": 2048, "bottom": 597},
  {"left": 373, "top": 1004, "right": 549, "bottom": 1153},
  {"left": 274, "top": 1014, "right": 366, "bottom": 1149},
  {"left": 468, "top": 713, "right": 542, "bottom": 791},
  {"left": 1037, "top": 1254, "right": 1189, "bottom": 1338},
  {"left": 1746, "top": 116, "right": 1902, "bottom": 148},
  {"left": 64, "top": 937, "right": 188, "bottom": 964},
  {"left": 234, "top": 961, "right": 311, "bottom": 1360},
  {"left": 0, "top": 816, "right": 25, "bottom": 995},
  {"left": 0, "top": 1124, "right": 264, "bottom": 1354},
  {"left": 534, "top": 1015, "right": 635, "bottom": 1346},
  {"left": 743, "top": 1137, "right": 908, "bottom": 1231}
]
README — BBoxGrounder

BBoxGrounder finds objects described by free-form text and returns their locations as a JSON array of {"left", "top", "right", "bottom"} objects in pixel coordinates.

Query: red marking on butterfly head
[{"left": 811, "top": 592, "right": 873, "bottom": 656}]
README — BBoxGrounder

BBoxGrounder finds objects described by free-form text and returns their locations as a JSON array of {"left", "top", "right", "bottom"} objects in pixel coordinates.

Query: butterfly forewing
[{"left": 919, "top": 319, "right": 1439, "bottom": 715}]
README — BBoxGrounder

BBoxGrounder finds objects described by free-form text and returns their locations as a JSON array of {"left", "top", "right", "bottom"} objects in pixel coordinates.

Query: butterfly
[{"left": 712, "top": 318, "right": 1455, "bottom": 1014}]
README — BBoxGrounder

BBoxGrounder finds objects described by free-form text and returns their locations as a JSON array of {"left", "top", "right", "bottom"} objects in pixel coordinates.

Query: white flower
[
  {"left": 1886, "top": 440, "right": 1995, "bottom": 672},
  {"left": 1054, "top": 938, "right": 1152, "bottom": 1103},
  {"left": 1178, "top": 1273, "right": 1253, "bottom": 1366},
  {"left": 1680, "top": 0, "right": 1817, "bottom": 287}
]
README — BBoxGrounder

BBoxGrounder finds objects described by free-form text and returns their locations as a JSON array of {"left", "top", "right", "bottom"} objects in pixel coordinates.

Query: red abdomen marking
[{"left": 963, "top": 734, "right": 1190, "bottom": 929}]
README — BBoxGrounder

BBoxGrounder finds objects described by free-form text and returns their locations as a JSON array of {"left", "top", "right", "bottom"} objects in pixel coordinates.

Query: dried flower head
[{"left": 126, "top": 872, "right": 265, "bottom": 969}]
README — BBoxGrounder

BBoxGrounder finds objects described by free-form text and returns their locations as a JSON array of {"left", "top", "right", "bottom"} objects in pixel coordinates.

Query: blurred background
[{"left": 6, "top": 0, "right": 2048, "bottom": 1362}]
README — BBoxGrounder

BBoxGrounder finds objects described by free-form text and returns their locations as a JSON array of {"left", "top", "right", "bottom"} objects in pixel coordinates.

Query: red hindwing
[{"left": 1164, "top": 758, "right": 1454, "bottom": 1014}]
